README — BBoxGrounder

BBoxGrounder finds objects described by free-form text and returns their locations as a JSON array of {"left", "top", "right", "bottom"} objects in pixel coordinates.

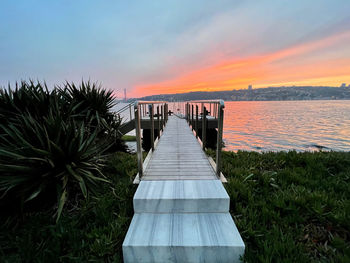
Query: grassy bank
[
  {"left": 209, "top": 150, "right": 350, "bottom": 262},
  {"left": 0, "top": 152, "right": 137, "bottom": 262},
  {"left": 121, "top": 135, "right": 136, "bottom": 141},
  {"left": 1, "top": 150, "right": 349, "bottom": 262}
]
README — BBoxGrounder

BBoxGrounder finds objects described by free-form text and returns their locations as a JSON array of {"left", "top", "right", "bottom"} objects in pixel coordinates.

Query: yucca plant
[
  {"left": 59, "top": 81, "right": 115, "bottom": 124},
  {"left": 59, "top": 81, "right": 127, "bottom": 152},
  {"left": 0, "top": 110, "right": 112, "bottom": 220},
  {"left": 0, "top": 80, "right": 123, "bottom": 221},
  {"left": 0, "top": 81, "right": 61, "bottom": 126}
]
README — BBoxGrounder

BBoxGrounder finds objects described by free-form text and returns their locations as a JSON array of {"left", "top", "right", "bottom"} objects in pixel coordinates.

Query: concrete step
[
  {"left": 133, "top": 180, "right": 229, "bottom": 213},
  {"left": 123, "top": 212, "right": 245, "bottom": 263}
]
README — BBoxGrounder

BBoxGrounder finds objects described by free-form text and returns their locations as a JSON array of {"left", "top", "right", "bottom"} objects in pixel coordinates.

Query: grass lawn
[
  {"left": 0, "top": 152, "right": 138, "bottom": 263},
  {"left": 1, "top": 150, "right": 349, "bottom": 262},
  {"left": 211, "top": 150, "right": 350, "bottom": 263},
  {"left": 121, "top": 135, "right": 136, "bottom": 141}
]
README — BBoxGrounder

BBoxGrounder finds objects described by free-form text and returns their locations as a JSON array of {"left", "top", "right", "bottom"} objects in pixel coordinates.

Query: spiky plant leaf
[{"left": 0, "top": 80, "right": 125, "bottom": 221}]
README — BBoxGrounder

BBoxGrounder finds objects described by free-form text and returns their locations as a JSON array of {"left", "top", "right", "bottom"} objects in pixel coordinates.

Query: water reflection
[
  {"left": 224, "top": 100, "right": 350, "bottom": 152},
  {"left": 115, "top": 100, "right": 350, "bottom": 152}
]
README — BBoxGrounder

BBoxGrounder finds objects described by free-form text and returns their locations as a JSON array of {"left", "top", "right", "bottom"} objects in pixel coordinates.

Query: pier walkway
[
  {"left": 143, "top": 116, "right": 216, "bottom": 180},
  {"left": 122, "top": 104, "right": 245, "bottom": 263}
]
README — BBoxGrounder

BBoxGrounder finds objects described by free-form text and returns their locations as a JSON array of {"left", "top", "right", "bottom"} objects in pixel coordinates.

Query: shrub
[
  {"left": 59, "top": 81, "right": 116, "bottom": 123},
  {"left": 58, "top": 81, "right": 127, "bottom": 152},
  {"left": 0, "top": 81, "right": 61, "bottom": 125},
  {"left": 0, "top": 81, "right": 124, "bottom": 220},
  {"left": 0, "top": 152, "right": 137, "bottom": 262}
]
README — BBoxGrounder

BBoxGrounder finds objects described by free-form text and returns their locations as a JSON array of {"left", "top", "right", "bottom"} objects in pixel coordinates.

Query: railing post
[
  {"left": 129, "top": 104, "right": 132, "bottom": 121},
  {"left": 150, "top": 104, "right": 154, "bottom": 151},
  {"left": 165, "top": 103, "right": 168, "bottom": 124},
  {"left": 161, "top": 105, "right": 164, "bottom": 131},
  {"left": 216, "top": 101, "right": 224, "bottom": 178},
  {"left": 164, "top": 104, "right": 166, "bottom": 125},
  {"left": 195, "top": 105, "right": 199, "bottom": 137},
  {"left": 187, "top": 103, "right": 190, "bottom": 123},
  {"left": 134, "top": 103, "right": 143, "bottom": 178},
  {"left": 185, "top": 103, "right": 188, "bottom": 123},
  {"left": 191, "top": 104, "right": 194, "bottom": 130},
  {"left": 187, "top": 103, "right": 191, "bottom": 125},
  {"left": 157, "top": 106, "right": 160, "bottom": 137},
  {"left": 202, "top": 104, "right": 207, "bottom": 150},
  {"left": 187, "top": 103, "right": 189, "bottom": 123}
]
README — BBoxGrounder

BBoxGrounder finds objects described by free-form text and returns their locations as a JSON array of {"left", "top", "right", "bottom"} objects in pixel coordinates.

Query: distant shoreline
[
  {"left": 216, "top": 98, "right": 350, "bottom": 102},
  {"left": 127, "top": 98, "right": 350, "bottom": 103},
  {"left": 130, "top": 85, "right": 350, "bottom": 102}
]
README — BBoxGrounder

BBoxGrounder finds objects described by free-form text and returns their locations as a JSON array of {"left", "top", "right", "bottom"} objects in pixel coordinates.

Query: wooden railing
[
  {"left": 114, "top": 102, "right": 134, "bottom": 123},
  {"left": 184, "top": 100, "right": 225, "bottom": 178},
  {"left": 132, "top": 100, "right": 224, "bottom": 181},
  {"left": 134, "top": 101, "right": 168, "bottom": 179}
]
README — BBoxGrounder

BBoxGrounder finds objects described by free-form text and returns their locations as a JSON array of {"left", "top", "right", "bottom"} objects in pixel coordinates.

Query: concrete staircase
[{"left": 123, "top": 180, "right": 245, "bottom": 263}]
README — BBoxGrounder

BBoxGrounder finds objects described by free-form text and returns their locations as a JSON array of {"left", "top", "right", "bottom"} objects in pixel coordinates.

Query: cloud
[
  {"left": 132, "top": 30, "right": 350, "bottom": 96},
  {"left": 1, "top": 0, "right": 350, "bottom": 97}
]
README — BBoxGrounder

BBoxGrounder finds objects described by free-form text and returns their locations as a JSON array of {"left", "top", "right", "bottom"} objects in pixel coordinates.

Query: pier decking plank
[
  {"left": 123, "top": 115, "right": 245, "bottom": 262},
  {"left": 143, "top": 116, "right": 216, "bottom": 180}
]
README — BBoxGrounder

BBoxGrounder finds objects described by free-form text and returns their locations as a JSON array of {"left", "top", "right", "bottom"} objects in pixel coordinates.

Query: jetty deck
[
  {"left": 122, "top": 102, "right": 245, "bottom": 263},
  {"left": 143, "top": 116, "right": 216, "bottom": 180}
]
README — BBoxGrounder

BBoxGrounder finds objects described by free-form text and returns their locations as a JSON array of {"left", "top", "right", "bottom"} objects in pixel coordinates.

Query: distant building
[
  {"left": 248, "top": 85, "right": 253, "bottom": 90},
  {"left": 340, "top": 83, "right": 346, "bottom": 88},
  {"left": 124, "top": 88, "right": 127, "bottom": 101}
]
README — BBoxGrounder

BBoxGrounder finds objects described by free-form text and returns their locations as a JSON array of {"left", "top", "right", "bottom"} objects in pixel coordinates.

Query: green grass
[
  {"left": 0, "top": 152, "right": 137, "bottom": 263},
  {"left": 208, "top": 150, "right": 350, "bottom": 263},
  {"left": 1, "top": 150, "right": 349, "bottom": 262},
  {"left": 121, "top": 135, "right": 136, "bottom": 141}
]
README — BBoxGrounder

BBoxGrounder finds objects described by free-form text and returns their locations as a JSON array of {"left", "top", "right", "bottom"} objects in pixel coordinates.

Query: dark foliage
[
  {"left": 0, "top": 151, "right": 349, "bottom": 261},
  {"left": 0, "top": 152, "right": 137, "bottom": 262},
  {"left": 0, "top": 81, "right": 125, "bottom": 220}
]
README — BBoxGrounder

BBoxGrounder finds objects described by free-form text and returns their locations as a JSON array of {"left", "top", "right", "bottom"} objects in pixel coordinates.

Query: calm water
[
  {"left": 115, "top": 100, "right": 350, "bottom": 152},
  {"left": 223, "top": 100, "right": 350, "bottom": 152}
]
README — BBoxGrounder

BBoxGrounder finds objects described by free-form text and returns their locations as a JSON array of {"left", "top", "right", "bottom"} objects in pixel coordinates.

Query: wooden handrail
[
  {"left": 186, "top": 100, "right": 225, "bottom": 178},
  {"left": 133, "top": 100, "right": 224, "bottom": 180},
  {"left": 134, "top": 101, "right": 169, "bottom": 180}
]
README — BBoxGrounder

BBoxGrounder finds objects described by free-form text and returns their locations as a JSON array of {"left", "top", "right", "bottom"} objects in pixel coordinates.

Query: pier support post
[
  {"left": 129, "top": 104, "right": 132, "bottom": 121},
  {"left": 150, "top": 104, "right": 154, "bottom": 151},
  {"left": 191, "top": 104, "right": 194, "bottom": 130},
  {"left": 202, "top": 104, "right": 207, "bottom": 150},
  {"left": 195, "top": 105, "right": 199, "bottom": 137},
  {"left": 161, "top": 105, "right": 164, "bottom": 131},
  {"left": 157, "top": 106, "right": 160, "bottom": 137},
  {"left": 135, "top": 103, "right": 143, "bottom": 178},
  {"left": 216, "top": 101, "right": 224, "bottom": 177},
  {"left": 185, "top": 103, "right": 188, "bottom": 123},
  {"left": 165, "top": 104, "right": 168, "bottom": 124}
]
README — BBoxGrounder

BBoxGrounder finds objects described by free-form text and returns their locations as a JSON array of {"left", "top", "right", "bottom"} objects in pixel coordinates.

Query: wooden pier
[
  {"left": 122, "top": 101, "right": 245, "bottom": 263},
  {"left": 143, "top": 116, "right": 216, "bottom": 180}
]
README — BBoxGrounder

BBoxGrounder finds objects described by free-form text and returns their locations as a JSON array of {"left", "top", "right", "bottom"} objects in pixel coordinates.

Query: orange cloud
[{"left": 131, "top": 30, "right": 350, "bottom": 97}]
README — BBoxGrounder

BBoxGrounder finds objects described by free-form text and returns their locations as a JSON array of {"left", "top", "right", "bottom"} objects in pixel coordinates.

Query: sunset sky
[{"left": 1, "top": 1, "right": 350, "bottom": 98}]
